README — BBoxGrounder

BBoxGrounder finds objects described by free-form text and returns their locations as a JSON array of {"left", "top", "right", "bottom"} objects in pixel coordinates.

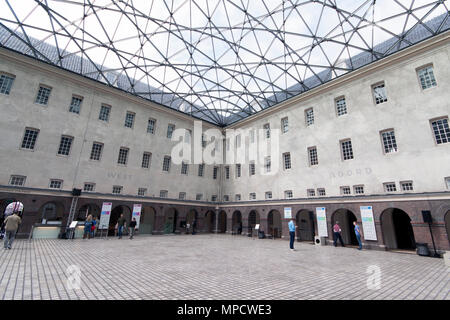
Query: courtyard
[{"left": 0, "top": 234, "right": 448, "bottom": 300}]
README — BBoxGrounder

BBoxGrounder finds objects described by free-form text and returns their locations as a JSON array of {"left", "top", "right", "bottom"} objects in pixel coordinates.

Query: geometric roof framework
[{"left": 0, "top": 1, "right": 449, "bottom": 126}]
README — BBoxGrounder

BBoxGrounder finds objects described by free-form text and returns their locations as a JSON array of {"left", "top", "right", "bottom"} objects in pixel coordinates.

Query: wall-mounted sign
[
  {"left": 316, "top": 207, "right": 328, "bottom": 237},
  {"left": 360, "top": 206, "right": 377, "bottom": 241},
  {"left": 284, "top": 207, "right": 292, "bottom": 219},
  {"left": 99, "top": 202, "right": 112, "bottom": 230},
  {"left": 132, "top": 204, "right": 142, "bottom": 229}
]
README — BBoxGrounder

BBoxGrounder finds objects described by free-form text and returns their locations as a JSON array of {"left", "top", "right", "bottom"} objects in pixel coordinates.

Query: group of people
[
  {"left": 82, "top": 215, "right": 98, "bottom": 239},
  {"left": 288, "top": 218, "right": 363, "bottom": 251},
  {"left": 83, "top": 213, "right": 138, "bottom": 240}
]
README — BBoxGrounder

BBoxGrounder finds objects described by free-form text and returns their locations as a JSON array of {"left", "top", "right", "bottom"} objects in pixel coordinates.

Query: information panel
[
  {"left": 99, "top": 202, "right": 112, "bottom": 230},
  {"left": 316, "top": 207, "right": 328, "bottom": 237},
  {"left": 284, "top": 207, "right": 292, "bottom": 219},
  {"left": 132, "top": 204, "right": 142, "bottom": 229},
  {"left": 360, "top": 206, "right": 377, "bottom": 241}
]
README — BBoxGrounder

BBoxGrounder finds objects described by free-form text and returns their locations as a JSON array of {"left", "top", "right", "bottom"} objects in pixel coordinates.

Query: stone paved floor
[{"left": 0, "top": 234, "right": 448, "bottom": 300}]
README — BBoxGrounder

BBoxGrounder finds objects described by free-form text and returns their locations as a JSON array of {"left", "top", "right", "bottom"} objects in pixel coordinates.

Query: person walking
[
  {"left": 83, "top": 215, "right": 93, "bottom": 239},
  {"left": 116, "top": 214, "right": 127, "bottom": 239},
  {"left": 333, "top": 221, "right": 345, "bottom": 247},
  {"left": 353, "top": 221, "right": 363, "bottom": 250},
  {"left": 3, "top": 212, "right": 21, "bottom": 249},
  {"left": 288, "top": 218, "right": 297, "bottom": 251},
  {"left": 129, "top": 217, "right": 137, "bottom": 239}
]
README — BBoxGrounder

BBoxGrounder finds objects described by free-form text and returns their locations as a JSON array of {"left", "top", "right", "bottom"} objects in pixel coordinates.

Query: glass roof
[{"left": 0, "top": 0, "right": 449, "bottom": 126}]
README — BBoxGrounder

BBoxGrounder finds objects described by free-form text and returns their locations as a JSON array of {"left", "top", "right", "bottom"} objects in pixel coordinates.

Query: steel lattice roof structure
[{"left": 0, "top": 1, "right": 449, "bottom": 126}]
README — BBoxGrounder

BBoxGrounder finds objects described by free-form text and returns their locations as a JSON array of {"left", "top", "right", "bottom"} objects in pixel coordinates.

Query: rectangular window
[
  {"left": 384, "top": 182, "right": 397, "bottom": 193},
  {"left": 179, "top": 192, "right": 186, "bottom": 200},
  {"left": 21, "top": 128, "right": 39, "bottom": 150},
  {"left": 235, "top": 194, "right": 241, "bottom": 201},
  {"left": 431, "top": 117, "right": 450, "bottom": 145},
  {"left": 160, "top": 190, "right": 168, "bottom": 198},
  {"left": 35, "top": 85, "right": 51, "bottom": 105},
  {"left": 318, "top": 188, "right": 326, "bottom": 197},
  {"left": 307, "top": 189, "right": 316, "bottom": 197},
  {"left": 223, "top": 195, "right": 229, "bottom": 202},
  {"left": 341, "top": 139, "right": 354, "bottom": 160},
  {"left": 249, "top": 193, "right": 256, "bottom": 200},
  {"left": 249, "top": 161, "right": 256, "bottom": 176},
  {"left": 69, "top": 96, "right": 83, "bottom": 114},
  {"left": 90, "top": 142, "right": 103, "bottom": 161},
  {"left": 99, "top": 104, "right": 111, "bottom": 121},
  {"left": 354, "top": 185, "right": 364, "bottom": 195},
  {"left": 147, "top": 118, "right": 156, "bottom": 134},
  {"left": 236, "top": 164, "right": 241, "bottom": 178},
  {"left": 264, "top": 156, "right": 271, "bottom": 173},
  {"left": 83, "top": 183, "right": 95, "bottom": 192},
  {"left": 381, "top": 130, "right": 398, "bottom": 154},
  {"left": 417, "top": 65, "right": 437, "bottom": 90},
  {"left": 58, "top": 136, "right": 73, "bottom": 156},
  {"left": 281, "top": 117, "right": 289, "bottom": 133},
  {"left": 263, "top": 123, "right": 270, "bottom": 138},
  {"left": 213, "top": 166, "right": 218, "bottom": 179},
  {"left": 112, "top": 186, "right": 123, "bottom": 194},
  {"left": 9, "top": 175, "right": 26, "bottom": 186},
  {"left": 285, "top": 190, "right": 293, "bottom": 199},
  {"left": 335, "top": 97, "right": 347, "bottom": 116},
  {"left": 305, "top": 108, "right": 314, "bottom": 126},
  {"left": 225, "top": 166, "right": 230, "bottom": 179},
  {"left": 0, "top": 73, "right": 15, "bottom": 95},
  {"left": 117, "top": 147, "right": 129, "bottom": 165},
  {"left": 265, "top": 191, "right": 272, "bottom": 199},
  {"left": 373, "top": 82, "right": 388, "bottom": 104},
  {"left": 211, "top": 195, "right": 217, "bottom": 202},
  {"left": 49, "top": 179, "right": 63, "bottom": 189},
  {"left": 198, "top": 164, "right": 204, "bottom": 177},
  {"left": 125, "top": 112, "right": 135, "bottom": 128},
  {"left": 142, "top": 152, "right": 151, "bottom": 168},
  {"left": 162, "top": 156, "right": 171, "bottom": 172},
  {"left": 181, "top": 162, "right": 189, "bottom": 175},
  {"left": 401, "top": 181, "right": 414, "bottom": 191},
  {"left": 340, "top": 186, "right": 351, "bottom": 195},
  {"left": 283, "top": 152, "right": 291, "bottom": 170},
  {"left": 308, "top": 146, "right": 318, "bottom": 166},
  {"left": 167, "top": 124, "right": 175, "bottom": 138},
  {"left": 196, "top": 194, "right": 203, "bottom": 201},
  {"left": 446, "top": 177, "right": 450, "bottom": 190},
  {"left": 138, "top": 188, "right": 147, "bottom": 196}
]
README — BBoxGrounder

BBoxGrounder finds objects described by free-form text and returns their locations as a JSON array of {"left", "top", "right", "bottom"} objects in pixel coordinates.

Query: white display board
[
  {"left": 284, "top": 207, "right": 292, "bottom": 219},
  {"left": 360, "top": 206, "right": 377, "bottom": 241},
  {"left": 132, "top": 204, "right": 142, "bottom": 229},
  {"left": 255, "top": 224, "right": 260, "bottom": 230},
  {"left": 316, "top": 207, "right": 328, "bottom": 237},
  {"left": 99, "top": 202, "right": 112, "bottom": 230}
]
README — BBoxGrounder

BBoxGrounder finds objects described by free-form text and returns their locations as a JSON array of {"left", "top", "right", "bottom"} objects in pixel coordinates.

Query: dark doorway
[
  {"left": 331, "top": 209, "right": 358, "bottom": 246},
  {"left": 267, "top": 210, "right": 282, "bottom": 238},
  {"left": 204, "top": 211, "right": 215, "bottom": 233},
  {"left": 248, "top": 210, "right": 260, "bottom": 235},
  {"left": 109, "top": 205, "right": 132, "bottom": 236},
  {"left": 164, "top": 208, "right": 178, "bottom": 234},
  {"left": 76, "top": 204, "right": 101, "bottom": 221},
  {"left": 381, "top": 208, "right": 416, "bottom": 250},
  {"left": 445, "top": 211, "right": 450, "bottom": 243},
  {"left": 232, "top": 211, "right": 242, "bottom": 234},
  {"left": 296, "top": 210, "right": 315, "bottom": 241},
  {"left": 140, "top": 206, "right": 156, "bottom": 234},
  {"left": 218, "top": 211, "right": 227, "bottom": 233}
]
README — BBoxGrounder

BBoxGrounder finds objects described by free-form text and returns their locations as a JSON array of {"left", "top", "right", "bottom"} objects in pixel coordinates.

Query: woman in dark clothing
[{"left": 129, "top": 217, "right": 137, "bottom": 239}]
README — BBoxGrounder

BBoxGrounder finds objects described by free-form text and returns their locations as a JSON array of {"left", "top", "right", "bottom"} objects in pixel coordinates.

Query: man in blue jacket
[{"left": 288, "top": 218, "right": 297, "bottom": 251}]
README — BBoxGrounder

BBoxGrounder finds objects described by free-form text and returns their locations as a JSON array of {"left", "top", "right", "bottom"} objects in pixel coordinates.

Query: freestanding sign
[
  {"left": 316, "top": 207, "right": 328, "bottom": 237},
  {"left": 360, "top": 206, "right": 377, "bottom": 241},
  {"left": 99, "top": 202, "right": 112, "bottom": 230},
  {"left": 284, "top": 207, "right": 292, "bottom": 219},
  {"left": 132, "top": 204, "right": 142, "bottom": 229}
]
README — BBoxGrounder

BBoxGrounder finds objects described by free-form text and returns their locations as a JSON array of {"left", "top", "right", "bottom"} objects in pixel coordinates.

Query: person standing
[
  {"left": 288, "top": 218, "right": 297, "bottom": 251},
  {"left": 192, "top": 219, "right": 197, "bottom": 235},
  {"left": 129, "top": 217, "right": 137, "bottom": 239},
  {"left": 116, "top": 214, "right": 127, "bottom": 239},
  {"left": 333, "top": 221, "right": 345, "bottom": 247},
  {"left": 83, "top": 215, "right": 93, "bottom": 239},
  {"left": 353, "top": 221, "right": 362, "bottom": 250},
  {"left": 91, "top": 216, "right": 97, "bottom": 238},
  {"left": 3, "top": 212, "right": 21, "bottom": 250}
]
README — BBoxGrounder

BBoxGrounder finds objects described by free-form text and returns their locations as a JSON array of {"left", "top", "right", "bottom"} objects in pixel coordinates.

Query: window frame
[
  {"left": 57, "top": 135, "right": 74, "bottom": 156},
  {"left": 20, "top": 127, "right": 40, "bottom": 151},
  {"left": 99, "top": 104, "right": 111, "bottom": 122},
  {"left": 49, "top": 179, "right": 63, "bottom": 190},
  {"left": 9, "top": 175, "right": 26, "bottom": 187},
  {"left": 35, "top": 84, "right": 52, "bottom": 105},
  {"left": 0, "top": 72, "right": 15, "bottom": 95},
  {"left": 117, "top": 147, "right": 129, "bottom": 165},
  {"left": 372, "top": 82, "right": 388, "bottom": 105},
  {"left": 416, "top": 64, "right": 437, "bottom": 91},
  {"left": 380, "top": 129, "right": 398, "bottom": 154},
  {"left": 430, "top": 116, "right": 450, "bottom": 145},
  {"left": 335, "top": 96, "right": 347, "bottom": 117},
  {"left": 340, "top": 139, "right": 354, "bottom": 161},
  {"left": 69, "top": 95, "right": 83, "bottom": 114},
  {"left": 90, "top": 142, "right": 104, "bottom": 161}
]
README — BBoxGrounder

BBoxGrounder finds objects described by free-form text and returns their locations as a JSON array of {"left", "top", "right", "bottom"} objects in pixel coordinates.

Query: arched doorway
[
  {"left": 40, "top": 202, "right": 65, "bottom": 224},
  {"left": 248, "top": 210, "right": 260, "bottom": 235},
  {"left": 0, "top": 198, "right": 17, "bottom": 227},
  {"left": 140, "top": 206, "right": 156, "bottom": 234},
  {"left": 109, "top": 205, "right": 132, "bottom": 236},
  {"left": 204, "top": 211, "right": 215, "bottom": 233},
  {"left": 380, "top": 208, "right": 416, "bottom": 250},
  {"left": 268, "top": 210, "right": 282, "bottom": 238},
  {"left": 232, "top": 211, "right": 242, "bottom": 234},
  {"left": 76, "top": 204, "right": 101, "bottom": 221},
  {"left": 163, "top": 208, "right": 178, "bottom": 234},
  {"left": 445, "top": 211, "right": 450, "bottom": 243},
  {"left": 296, "top": 210, "right": 315, "bottom": 241},
  {"left": 331, "top": 209, "right": 358, "bottom": 245},
  {"left": 218, "top": 211, "right": 227, "bottom": 233}
]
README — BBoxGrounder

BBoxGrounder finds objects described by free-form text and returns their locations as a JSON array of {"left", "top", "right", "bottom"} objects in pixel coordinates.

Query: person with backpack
[
  {"left": 116, "top": 214, "right": 127, "bottom": 239},
  {"left": 129, "top": 217, "right": 137, "bottom": 239},
  {"left": 3, "top": 212, "right": 21, "bottom": 249},
  {"left": 83, "top": 215, "right": 93, "bottom": 239}
]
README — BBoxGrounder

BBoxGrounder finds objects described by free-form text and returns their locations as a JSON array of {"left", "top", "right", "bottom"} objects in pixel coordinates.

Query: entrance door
[{"left": 296, "top": 210, "right": 315, "bottom": 241}]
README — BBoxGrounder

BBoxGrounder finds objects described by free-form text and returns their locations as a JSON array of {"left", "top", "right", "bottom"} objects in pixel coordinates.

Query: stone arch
[
  {"left": 232, "top": 210, "right": 242, "bottom": 234},
  {"left": 76, "top": 203, "right": 101, "bottom": 221},
  {"left": 140, "top": 206, "right": 157, "bottom": 234},
  {"left": 331, "top": 208, "right": 358, "bottom": 245},
  {"left": 296, "top": 209, "right": 315, "bottom": 241},
  {"left": 39, "top": 201, "right": 65, "bottom": 224},
  {"left": 204, "top": 210, "right": 215, "bottom": 233},
  {"left": 163, "top": 207, "right": 179, "bottom": 234},
  {"left": 218, "top": 211, "right": 227, "bottom": 233},
  {"left": 380, "top": 208, "right": 416, "bottom": 250},
  {"left": 267, "top": 209, "right": 282, "bottom": 238},
  {"left": 109, "top": 205, "right": 132, "bottom": 236}
]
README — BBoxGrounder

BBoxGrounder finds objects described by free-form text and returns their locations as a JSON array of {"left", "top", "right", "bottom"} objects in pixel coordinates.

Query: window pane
[
  {"left": 418, "top": 66, "right": 437, "bottom": 89},
  {"left": 58, "top": 136, "right": 73, "bottom": 155},
  {"left": 373, "top": 83, "right": 387, "bottom": 104},
  {"left": 69, "top": 96, "right": 83, "bottom": 114},
  {"left": 21, "top": 128, "right": 39, "bottom": 150},
  {"left": 431, "top": 118, "right": 450, "bottom": 144},
  {"left": 35, "top": 86, "right": 51, "bottom": 105},
  {"left": 99, "top": 105, "right": 111, "bottom": 121},
  {"left": 0, "top": 74, "right": 15, "bottom": 95},
  {"left": 381, "top": 130, "right": 398, "bottom": 153}
]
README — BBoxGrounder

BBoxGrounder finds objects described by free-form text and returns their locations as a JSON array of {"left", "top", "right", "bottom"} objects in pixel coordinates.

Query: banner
[
  {"left": 284, "top": 207, "right": 292, "bottom": 219},
  {"left": 316, "top": 207, "right": 328, "bottom": 237},
  {"left": 99, "top": 202, "right": 112, "bottom": 230},
  {"left": 360, "top": 206, "right": 377, "bottom": 241},
  {"left": 132, "top": 204, "right": 142, "bottom": 229}
]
